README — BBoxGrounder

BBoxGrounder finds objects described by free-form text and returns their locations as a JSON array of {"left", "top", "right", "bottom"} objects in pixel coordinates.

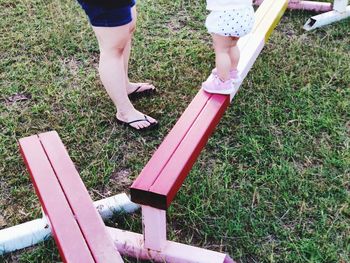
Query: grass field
[{"left": 1, "top": 0, "right": 349, "bottom": 262}]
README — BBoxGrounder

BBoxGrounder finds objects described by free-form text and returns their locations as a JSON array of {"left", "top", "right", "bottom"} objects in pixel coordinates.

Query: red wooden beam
[
  {"left": 131, "top": 90, "right": 212, "bottom": 207},
  {"left": 150, "top": 94, "right": 229, "bottom": 208},
  {"left": 19, "top": 135, "right": 95, "bottom": 263},
  {"left": 38, "top": 131, "right": 123, "bottom": 263},
  {"left": 130, "top": 0, "right": 288, "bottom": 210},
  {"left": 130, "top": 91, "right": 229, "bottom": 209}
]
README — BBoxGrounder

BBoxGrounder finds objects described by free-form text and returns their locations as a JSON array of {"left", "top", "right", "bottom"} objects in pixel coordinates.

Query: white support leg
[
  {"left": 254, "top": 0, "right": 333, "bottom": 12},
  {"left": 303, "top": 2, "right": 350, "bottom": 30},
  {"left": 94, "top": 193, "right": 139, "bottom": 218},
  {"left": 141, "top": 205, "right": 167, "bottom": 251},
  {"left": 0, "top": 218, "right": 50, "bottom": 255},
  {"left": 333, "top": 0, "right": 348, "bottom": 11},
  {"left": 0, "top": 193, "right": 139, "bottom": 255}
]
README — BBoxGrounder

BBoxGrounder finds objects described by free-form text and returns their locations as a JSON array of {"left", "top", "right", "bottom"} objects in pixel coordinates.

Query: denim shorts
[{"left": 77, "top": 0, "right": 136, "bottom": 27}]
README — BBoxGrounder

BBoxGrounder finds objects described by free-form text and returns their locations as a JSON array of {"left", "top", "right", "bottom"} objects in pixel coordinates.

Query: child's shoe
[
  {"left": 202, "top": 74, "right": 236, "bottom": 95},
  {"left": 212, "top": 68, "right": 242, "bottom": 83}
]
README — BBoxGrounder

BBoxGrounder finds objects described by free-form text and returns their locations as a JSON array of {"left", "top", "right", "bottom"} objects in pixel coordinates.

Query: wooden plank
[
  {"left": 130, "top": 90, "right": 211, "bottom": 202},
  {"left": 108, "top": 227, "right": 235, "bottom": 263},
  {"left": 255, "top": 0, "right": 288, "bottom": 42},
  {"left": 149, "top": 95, "right": 230, "bottom": 209},
  {"left": 130, "top": 0, "right": 277, "bottom": 201},
  {"left": 19, "top": 135, "right": 94, "bottom": 263},
  {"left": 131, "top": 94, "right": 229, "bottom": 209},
  {"left": 239, "top": 0, "right": 287, "bottom": 56},
  {"left": 38, "top": 131, "right": 123, "bottom": 263},
  {"left": 236, "top": 0, "right": 287, "bottom": 96},
  {"left": 253, "top": 0, "right": 276, "bottom": 31}
]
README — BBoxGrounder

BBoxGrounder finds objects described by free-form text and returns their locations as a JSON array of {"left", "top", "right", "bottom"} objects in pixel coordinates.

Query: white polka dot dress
[{"left": 205, "top": 6, "right": 255, "bottom": 37}]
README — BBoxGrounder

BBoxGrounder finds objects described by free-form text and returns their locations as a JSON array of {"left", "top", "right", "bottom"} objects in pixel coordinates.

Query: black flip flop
[
  {"left": 128, "top": 85, "right": 156, "bottom": 100},
  {"left": 116, "top": 115, "right": 159, "bottom": 131}
]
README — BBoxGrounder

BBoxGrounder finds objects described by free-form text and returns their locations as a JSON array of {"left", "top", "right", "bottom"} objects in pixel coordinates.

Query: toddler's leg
[
  {"left": 229, "top": 37, "right": 240, "bottom": 71},
  {"left": 212, "top": 34, "right": 235, "bottom": 81}
]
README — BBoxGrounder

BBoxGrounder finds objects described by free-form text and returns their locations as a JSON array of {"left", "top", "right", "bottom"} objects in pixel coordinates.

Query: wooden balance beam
[
  {"left": 19, "top": 131, "right": 123, "bottom": 263},
  {"left": 16, "top": 0, "right": 288, "bottom": 261},
  {"left": 119, "top": 0, "right": 289, "bottom": 262},
  {"left": 130, "top": 0, "right": 288, "bottom": 210}
]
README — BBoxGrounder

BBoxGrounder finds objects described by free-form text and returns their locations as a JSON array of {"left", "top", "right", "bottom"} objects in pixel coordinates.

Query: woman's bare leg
[
  {"left": 92, "top": 24, "right": 157, "bottom": 129},
  {"left": 123, "top": 6, "right": 155, "bottom": 94}
]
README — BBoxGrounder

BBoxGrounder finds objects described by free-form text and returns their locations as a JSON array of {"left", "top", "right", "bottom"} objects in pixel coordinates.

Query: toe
[
  {"left": 145, "top": 115, "right": 157, "bottom": 124},
  {"left": 129, "top": 83, "right": 155, "bottom": 93}
]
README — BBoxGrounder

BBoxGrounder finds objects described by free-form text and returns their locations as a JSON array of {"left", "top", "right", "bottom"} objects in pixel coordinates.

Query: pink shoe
[
  {"left": 212, "top": 68, "right": 242, "bottom": 83},
  {"left": 202, "top": 74, "right": 236, "bottom": 95}
]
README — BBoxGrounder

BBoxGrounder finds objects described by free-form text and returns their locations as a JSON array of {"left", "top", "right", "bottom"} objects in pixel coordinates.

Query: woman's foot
[
  {"left": 116, "top": 109, "right": 158, "bottom": 130},
  {"left": 127, "top": 82, "right": 156, "bottom": 96}
]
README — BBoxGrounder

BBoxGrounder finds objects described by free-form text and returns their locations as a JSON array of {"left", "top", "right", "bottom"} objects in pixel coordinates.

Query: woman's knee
[
  {"left": 93, "top": 26, "right": 131, "bottom": 56},
  {"left": 100, "top": 46, "right": 125, "bottom": 58}
]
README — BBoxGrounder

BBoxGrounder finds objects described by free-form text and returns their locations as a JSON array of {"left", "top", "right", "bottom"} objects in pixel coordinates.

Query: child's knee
[{"left": 213, "top": 41, "right": 232, "bottom": 53}]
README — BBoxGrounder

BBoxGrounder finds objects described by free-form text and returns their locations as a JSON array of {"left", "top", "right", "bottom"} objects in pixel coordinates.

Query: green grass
[{"left": 1, "top": 0, "right": 349, "bottom": 262}]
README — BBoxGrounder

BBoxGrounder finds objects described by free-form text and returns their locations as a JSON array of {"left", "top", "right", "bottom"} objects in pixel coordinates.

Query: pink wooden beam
[
  {"left": 254, "top": 0, "right": 333, "bottom": 12},
  {"left": 142, "top": 206, "right": 167, "bottom": 251},
  {"left": 108, "top": 227, "right": 235, "bottom": 263}
]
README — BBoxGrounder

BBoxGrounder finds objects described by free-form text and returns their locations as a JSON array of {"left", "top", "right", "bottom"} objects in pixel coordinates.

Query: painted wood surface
[
  {"left": 130, "top": 0, "right": 288, "bottom": 210},
  {"left": 16, "top": 1, "right": 290, "bottom": 262},
  {"left": 19, "top": 135, "right": 94, "bottom": 263},
  {"left": 108, "top": 227, "right": 235, "bottom": 263},
  {"left": 38, "top": 131, "right": 123, "bottom": 263}
]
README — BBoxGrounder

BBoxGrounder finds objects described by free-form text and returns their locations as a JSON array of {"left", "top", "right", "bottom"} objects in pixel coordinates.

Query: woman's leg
[
  {"left": 92, "top": 24, "right": 157, "bottom": 129},
  {"left": 123, "top": 6, "right": 134, "bottom": 79},
  {"left": 212, "top": 34, "right": 235, "bottom": 81},
  {"left": 123, "top": 6, "right": 155, "bottom": 94}
]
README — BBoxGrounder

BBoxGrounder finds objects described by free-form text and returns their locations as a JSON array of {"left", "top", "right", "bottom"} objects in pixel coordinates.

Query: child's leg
[
  {"left": 212, "top": 34, "right": 235, "bottom": 81},
  {"left": 92, "top": 25, "right": 157, "bottom": 129},
  {"left": 229, "top": 37, "right": 240, "bottom": 72}
]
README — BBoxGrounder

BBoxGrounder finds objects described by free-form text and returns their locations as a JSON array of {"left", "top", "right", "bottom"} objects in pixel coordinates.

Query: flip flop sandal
[
  {"left": 128, "top": 85, "right": 156, "bottom": 100},
  {"left": 116, "top": 115, "right": 159, "bottom": 131}
]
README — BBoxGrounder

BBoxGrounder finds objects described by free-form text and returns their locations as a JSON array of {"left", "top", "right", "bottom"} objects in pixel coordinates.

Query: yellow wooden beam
[{"left": 254, "top": 0, "right": 289, "bottom": 42}]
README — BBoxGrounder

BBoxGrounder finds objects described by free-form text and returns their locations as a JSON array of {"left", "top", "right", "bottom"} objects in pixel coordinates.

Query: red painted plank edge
[
  {"left": 19, "top": 135, "right": 94, "bottom": 263},
  {"left": 131, "top": 94, "right": 229, "bottom": 209},
  {"left": 130, "top": 0, "right": 288, "bottom": 210},
  {"left": 131, "top": 90, "right": 211, "bottom": 191},
  {"left": 131, "top": 90, "right": 211, "bottom": 194},
  {"left": 152, "top": 94, "right": 229, "bottom": 207},
  {"left": 38, "top": 131, "right": 123, "bottom": 263}
]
